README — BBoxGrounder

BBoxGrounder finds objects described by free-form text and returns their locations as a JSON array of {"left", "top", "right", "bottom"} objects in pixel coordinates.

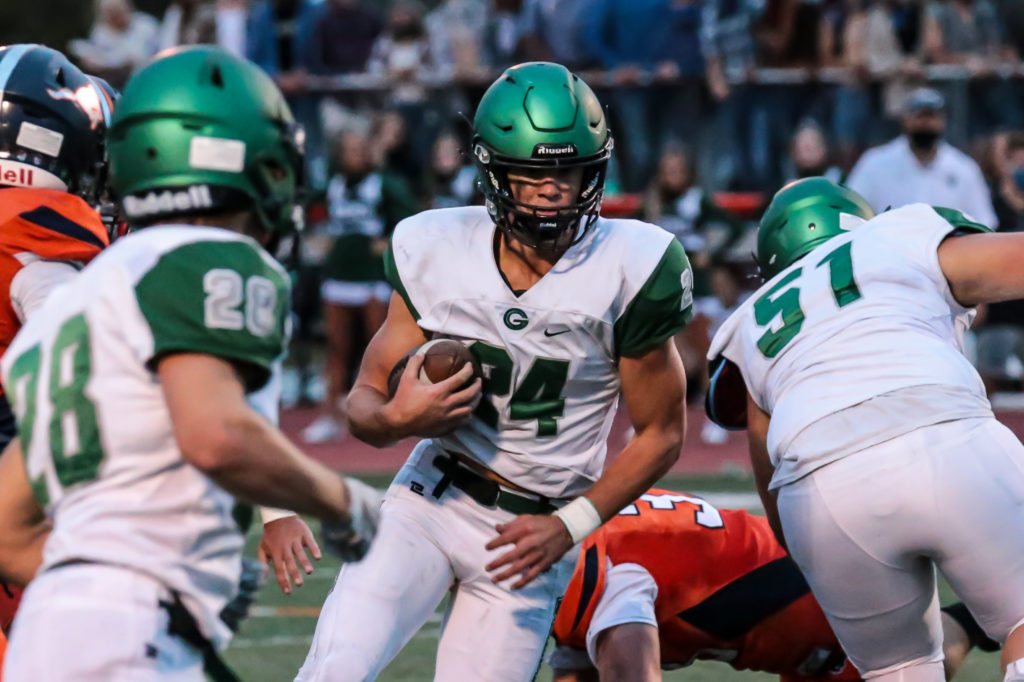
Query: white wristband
[
  {"left": 554, "top": 497, "right": 602, "bottom": 545},
  {"left": 260, "top": 506, "right": 297, "bottom": 525}
]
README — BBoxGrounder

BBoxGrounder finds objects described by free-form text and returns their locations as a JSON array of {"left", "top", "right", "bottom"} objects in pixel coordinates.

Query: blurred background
[{"left": 7, "top": 0, "right": 1024, "bottom": 449}]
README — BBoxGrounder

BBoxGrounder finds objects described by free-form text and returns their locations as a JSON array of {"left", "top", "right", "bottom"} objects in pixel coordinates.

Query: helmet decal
[{"left": 47, "top": 85, "right": 105, "bottom": 130}]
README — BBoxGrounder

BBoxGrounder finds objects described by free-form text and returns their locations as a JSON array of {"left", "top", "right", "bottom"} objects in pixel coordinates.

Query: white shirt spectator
[
  {"left": 69, "top": 0, "right": 160, "bottom": 71},
  {"left": 846, "top": 135, "right": 998, "bottom": 228}
]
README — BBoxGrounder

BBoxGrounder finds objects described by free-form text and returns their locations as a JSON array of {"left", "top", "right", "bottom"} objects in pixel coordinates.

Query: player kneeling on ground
[
  {"left": 0, "top": 46, "right": 367, "bottom": 681},
  {"left": 549, "top": 488, "right": 998, "bottom": 682},
  {"left": 296, "top": 62, "right": 692, "bottom": 682},
  {"left": 708, "top": 177, "right": 1024, "bottom": 681}
]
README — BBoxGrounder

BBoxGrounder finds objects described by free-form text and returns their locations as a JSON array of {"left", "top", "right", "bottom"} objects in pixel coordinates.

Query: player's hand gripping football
[
  {"left": 485, "top": 514, "right": 574, "bottom": 590},
  {"left": 382, "top": 354, "right": 482, "bottom": 439},
  {"left": 259, "top": 515, "right": 322, "bottom": 595}
]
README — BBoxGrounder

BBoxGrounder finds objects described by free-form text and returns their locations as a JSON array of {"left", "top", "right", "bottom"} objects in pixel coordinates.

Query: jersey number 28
[{"left": 7, "top": 314, "right": 102, "bottom": 505}]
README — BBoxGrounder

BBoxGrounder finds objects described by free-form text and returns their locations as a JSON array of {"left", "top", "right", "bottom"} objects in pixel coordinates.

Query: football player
[
  {"left": 707, "top": 177, "right": 1024, "bottom": 681},
  {"left": 550, "top": 488, "right": 998, "bottom": 681},
  {"left": 0, "top": 44, "right": 117, "bottom": 657},
  {"left": 296, "top": 62, "right": 692, "bottom": 681},
  {"left": 0, "top": 46, "right": 367, "bottom": 681}
]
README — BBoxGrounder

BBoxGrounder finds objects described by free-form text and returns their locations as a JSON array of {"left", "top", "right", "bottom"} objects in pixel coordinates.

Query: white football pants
[
  {"left": 296, "top": 447, "right": 576, "bottom": 682},
  {"left": 5, "top": 563, "right": 204, "bottom": 681},
  {"left": 778, "top": 417, "right": 1024, "bottom": 679}
]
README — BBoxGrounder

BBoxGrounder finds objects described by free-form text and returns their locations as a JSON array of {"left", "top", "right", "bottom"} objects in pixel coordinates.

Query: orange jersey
[
  {"left": 553, "top": 489, "right": 860, "bottom": 681},
  {"left": 0, "top": 187, "right": 107, "bottom": 366}
]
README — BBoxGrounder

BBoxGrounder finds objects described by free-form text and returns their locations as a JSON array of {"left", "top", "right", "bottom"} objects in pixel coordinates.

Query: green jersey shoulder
[{"left": 114, "top": 226, "right": 291, "bottom": 390}]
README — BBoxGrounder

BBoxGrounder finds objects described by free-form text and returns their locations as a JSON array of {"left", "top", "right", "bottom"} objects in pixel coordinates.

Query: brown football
[{"left": 386, "top": 339, "right": 481, "bottom": 398}]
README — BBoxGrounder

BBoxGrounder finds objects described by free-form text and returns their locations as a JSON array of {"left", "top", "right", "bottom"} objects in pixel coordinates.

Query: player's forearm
[
  {"left": 196, "top": 411, "right": 350, "bottom": 522},
  {"left": 584, "top": 422, "right": 683, "bottom": 521},
  {"left": 747, "top": 406, "right": 785, "bottom": 547},
  {"left": 347, "top": 384, "right": 405, "bottom": 447}
]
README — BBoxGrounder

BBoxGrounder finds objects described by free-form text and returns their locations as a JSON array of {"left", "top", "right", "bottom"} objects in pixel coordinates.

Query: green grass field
[{"left": 222, "top": 473, "right": 1004, "bottom": 681}]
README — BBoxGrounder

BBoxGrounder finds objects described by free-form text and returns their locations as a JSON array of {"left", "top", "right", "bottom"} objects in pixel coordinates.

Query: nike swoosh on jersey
[{"left": 544, "top": 328, "right": 571, "bottom": 337}]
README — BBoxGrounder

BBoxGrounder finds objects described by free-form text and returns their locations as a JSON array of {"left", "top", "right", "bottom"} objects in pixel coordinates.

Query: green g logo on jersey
[{"left": 503, "top": 308, "right": 529, "bottom": 330}]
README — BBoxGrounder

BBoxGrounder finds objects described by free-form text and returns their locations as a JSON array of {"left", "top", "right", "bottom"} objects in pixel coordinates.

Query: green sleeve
[
  {"left": 383, "top": 237, "right": 420, "bottom": 320},
  {"left": 932, "top": 206, "right": 993, "bottom": 234},
  {"left": 134, "top": 240, "right": 291, "bottom": 392},
  {"left": 614, "top": 239, "right": 694, "bottom": 358}
]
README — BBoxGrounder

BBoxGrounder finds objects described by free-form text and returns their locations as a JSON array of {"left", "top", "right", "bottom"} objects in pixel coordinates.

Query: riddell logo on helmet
[
  {"left": 533, "top": 143, "right": 577, "bottom": 157},
  {"left": 0, "top": 160, "right": 67, "bottom": 191},
  {"left": 0, "top": 164, "right": 34, "bottom": 187},
  {"left": 123, "top": 185, "right": 214, "bottom": 218}
]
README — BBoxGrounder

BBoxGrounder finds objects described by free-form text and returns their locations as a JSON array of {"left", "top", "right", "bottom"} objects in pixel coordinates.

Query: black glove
[{"left": 320, "top": 519, "right": 370, "bottom": 562}]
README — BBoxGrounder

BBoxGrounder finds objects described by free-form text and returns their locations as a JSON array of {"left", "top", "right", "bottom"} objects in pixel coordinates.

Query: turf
[{"left": 222, "top": 473, "right": 1004, "bottom": 681}]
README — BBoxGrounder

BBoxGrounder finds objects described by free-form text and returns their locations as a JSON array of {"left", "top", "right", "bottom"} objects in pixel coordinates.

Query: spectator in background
[
  {"left": 750, "top": 0, "right": 833, "bottom": 187},
  {"left": 643, "top": 145, "right": 747, "bottom": 432},
  {"left": 424, "top": 0, "right": 490, "bottom": 79},
  {"left": 68, "top": 0, "right": 160, "bottom": 88},
  {"left": 247, "top": 0, "right": 322, "bottom": 94},
  {"left": 372, "top": 108, "right": 423, "bottom": 194},
  {"left": 821, "top": 0, "right": 874, "bottom": 169},
  {"left": 247, "top": 0, "right": 325, "bottom": 180},
  {"left": 304, "top": 127, "right": 418, "bottom": 444},
  {"left": 483, "top": 0, "right": 527, "bottom": 66},
  {"left": 423, "top": 131, "right": 478, "bottom": 209},
  {"left": 701, "top": 0, "right": 770, "bottom": 190},
  {"left": 846, "top": 87, "right": 997, "bottom": 226},
  {"left": 310, "top": 0, "right": 382, "bottom": 74},
  {"left": 518, "top": 0, "right": 594, "bottom": 68},
  {"left": 690, "top": 264, "right": 749, "bottom": 443},
  {"left": 786, "top": 120, "right": 843, "bottom": 182},
  {"left": 824, "top": 0, "right": 929, "bottom": 168},
  {"left": 368, "top": 1, "right": 449, "bottom": 167},
  {"left": 923, "top": 0, "right": 1022, "bottom": 135},
  {"left": 585, "top": 0, "right": 710, "bottom": 191},
  {"left": 976, "top": 131, "right": 1024, "bottom": 390},
  {"left": 158, "top": 0, "right": 218, "bottom": 51},
  {"left": 643, "top": 145, "right": 746, "bottom": 301}
]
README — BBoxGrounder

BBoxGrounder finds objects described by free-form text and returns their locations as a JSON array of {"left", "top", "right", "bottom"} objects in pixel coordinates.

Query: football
[{"left": 386, "top": 339, "right": 481, "bottom": 398}]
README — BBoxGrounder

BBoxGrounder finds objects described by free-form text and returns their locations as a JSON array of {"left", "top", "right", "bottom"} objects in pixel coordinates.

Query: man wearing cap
[{"left": 846, "top": 87, "right": 997, "bottom": 228}]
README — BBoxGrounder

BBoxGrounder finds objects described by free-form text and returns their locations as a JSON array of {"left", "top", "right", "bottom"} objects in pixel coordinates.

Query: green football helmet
[
  {"left": 471, "top": 62, "right": 612, "bottom": 249},
  {"left": 757, "top": 177, "right": 875, "bottom": 279},
  {"left": 107, "top": 46, "right": 304, "bottom": 236}
]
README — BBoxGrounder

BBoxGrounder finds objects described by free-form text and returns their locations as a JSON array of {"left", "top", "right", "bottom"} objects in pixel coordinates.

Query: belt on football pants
[
  {"left": 431, "top": 453, "right": 559, "bottom": 515},
  {"left": 48, "top": 559, "right": 241, "bottom": 682}
]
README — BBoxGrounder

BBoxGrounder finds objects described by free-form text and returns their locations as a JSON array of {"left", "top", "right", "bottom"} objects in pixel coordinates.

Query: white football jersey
[
  {"left": 709, "top": 203, "right": 993, "bottom": 482},
  {"left": 1, "top": 225, "right": 291, "bottom": 648},
  {"left": 386, "top": 206, "right": 693, "bottom": 498}
]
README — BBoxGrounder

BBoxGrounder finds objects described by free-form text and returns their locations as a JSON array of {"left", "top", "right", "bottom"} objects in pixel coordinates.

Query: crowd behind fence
[{"left": 63, "top": 0, "right": 1024, "bottom": 441}]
